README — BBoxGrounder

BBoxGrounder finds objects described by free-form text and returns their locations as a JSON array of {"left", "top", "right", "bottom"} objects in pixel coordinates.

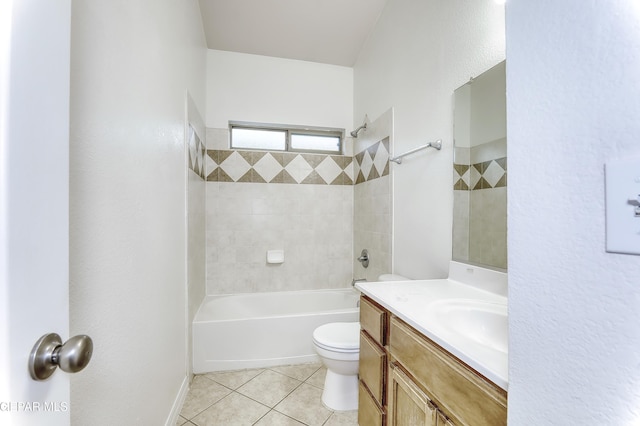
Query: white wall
[
  {"left": 69, "top": 1, "right": 206, "bottom": 425},
  {"left": 507, "top": 1, "right": 640, "bottom": 423},
  {"left": 354, "top": 0, "right": 505, "bottom": 278},
  {"left": 206, "top": 49, "right": 353, "bottom": 131}
]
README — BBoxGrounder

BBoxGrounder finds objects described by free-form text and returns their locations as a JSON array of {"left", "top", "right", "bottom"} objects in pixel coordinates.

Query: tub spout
[{"left": 351, "top": 278, "right": 366, "bottom": 287}]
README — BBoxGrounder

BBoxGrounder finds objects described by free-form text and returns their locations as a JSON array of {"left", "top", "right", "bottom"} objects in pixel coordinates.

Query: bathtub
[{"left": 193, "top": 288, "right": 360, "bottom": 373}]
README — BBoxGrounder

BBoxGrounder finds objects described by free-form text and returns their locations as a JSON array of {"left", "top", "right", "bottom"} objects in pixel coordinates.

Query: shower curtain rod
[{"left": 389, "top": 140, "right": 442, "bottom": 164}]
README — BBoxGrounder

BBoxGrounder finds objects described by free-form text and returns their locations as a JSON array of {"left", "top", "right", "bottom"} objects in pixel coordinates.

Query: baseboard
[{"left": 165, "top": 375, "right": 190, "bottom": 426}]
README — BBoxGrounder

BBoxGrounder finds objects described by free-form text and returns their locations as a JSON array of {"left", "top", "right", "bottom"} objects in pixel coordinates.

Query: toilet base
[{"left": 321, "top": 369, "right": 359, "bottom": 411}]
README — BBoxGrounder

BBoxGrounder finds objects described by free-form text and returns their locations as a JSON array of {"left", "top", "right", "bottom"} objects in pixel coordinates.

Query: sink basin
[{"left": 428, "top": 299, "right": 507, "bottom": 354}]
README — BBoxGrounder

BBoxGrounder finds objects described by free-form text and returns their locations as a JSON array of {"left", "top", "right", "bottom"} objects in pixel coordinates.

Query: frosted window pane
[
  {"left": 291, "top": 134, "right": 340, "bottom": 152},
  {"left": 231, "top": 128, "right": 286, "bottom": 150}
]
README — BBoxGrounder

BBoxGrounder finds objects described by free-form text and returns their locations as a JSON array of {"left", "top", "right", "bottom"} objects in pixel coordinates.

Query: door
[
  {"left": 388, "top": 363, "right": 438, "bottom": 426},
  {"left": 1, "top": 1, "right": 72, "bottom": 425}
]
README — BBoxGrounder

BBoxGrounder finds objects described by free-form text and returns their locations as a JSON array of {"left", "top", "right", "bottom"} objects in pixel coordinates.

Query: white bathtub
[{"left": 193, "top": 288, "right": 360, "bottom": 373}]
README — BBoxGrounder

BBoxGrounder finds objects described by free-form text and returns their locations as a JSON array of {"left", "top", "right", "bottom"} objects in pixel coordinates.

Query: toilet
[{"left": 312, "top": 273, "right": 409, "bottom": 411}]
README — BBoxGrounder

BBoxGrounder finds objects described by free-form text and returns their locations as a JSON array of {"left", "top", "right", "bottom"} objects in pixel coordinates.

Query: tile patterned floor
[{"left": 177, "top": 363, "right": 358, "bottom": 426}]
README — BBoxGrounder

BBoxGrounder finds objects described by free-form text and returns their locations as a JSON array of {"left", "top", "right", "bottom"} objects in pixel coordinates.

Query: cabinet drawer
[
  {"left": 389, "top": 317, "right": 507, "bottom": 426},
  {"left": 360, "top": 296, "right": 387, "bottom": 345},
  {"left": 359, "top": 381, "right": 384, "bottom": 426},
  {"left": 360, "top": 330, "right": 386, "bottom": 404}
]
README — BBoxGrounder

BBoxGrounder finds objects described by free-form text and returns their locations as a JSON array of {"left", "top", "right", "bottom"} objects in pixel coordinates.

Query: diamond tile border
[
  {"left": 188, "top": 126, "right": 206, "bottom": 180},
  {"left": 353, "top": 138, "right": 390, "bottom": 185},
  {"left": 454, "top": 156, "right": 507, "bottom": 191},
  {"left": 206, "top": 149, "right": 354, "bottom": 185}
]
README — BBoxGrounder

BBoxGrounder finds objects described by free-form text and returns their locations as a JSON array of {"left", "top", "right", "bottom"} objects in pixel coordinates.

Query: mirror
[{"left": 452, "top": 61, "right": 507, "bottom": 270}]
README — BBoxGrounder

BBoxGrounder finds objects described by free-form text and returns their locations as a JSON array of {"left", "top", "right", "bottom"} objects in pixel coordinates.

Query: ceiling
[{"left": 198, "top": 0, "right": 388, "bottom": 67}]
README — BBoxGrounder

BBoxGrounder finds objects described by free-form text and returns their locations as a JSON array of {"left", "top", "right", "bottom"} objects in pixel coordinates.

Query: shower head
[{"left": 350, "top": 123, "right": 367, "bottom": 138}]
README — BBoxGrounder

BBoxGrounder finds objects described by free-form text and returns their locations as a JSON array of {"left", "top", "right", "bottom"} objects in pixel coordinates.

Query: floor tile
[
  {"left": 270, "top": 362, "right": 322, "bottom": 381},
  {"left": 323, "top": 410, "right": 358, "bottom": 426},
  {"left": 305, "top": 367, "right": 327, "bottom": 389},
  {"left": 191, "top": 392, "right": 270, "bottom": 426},
  {"left": 176, "top": 415, "right": 189, "bottom": 425},
  {"left": 274, "top": 383, "right": 333, "bottom": 426},
  {"left": 180, "top": 376, "right": 232, "bottom": 419},
  {"left": 253, "top": 410, "right": 306, "bottom": 426},
  {"left": 205, "top": 368, "right": 264, "bottom": 390},
  {"left": 236, "top": 370, "right": 302, "bottom": 407}
]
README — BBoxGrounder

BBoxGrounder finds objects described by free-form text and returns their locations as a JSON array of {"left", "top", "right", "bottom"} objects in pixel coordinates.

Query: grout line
[{"left": 184, "top": 364, "right": 349, "bottom": 426}]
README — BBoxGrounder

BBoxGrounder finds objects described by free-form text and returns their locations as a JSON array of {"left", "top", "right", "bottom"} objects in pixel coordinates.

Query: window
[{"left": 230, "top": 121, "right": 343, "bottom": 154}]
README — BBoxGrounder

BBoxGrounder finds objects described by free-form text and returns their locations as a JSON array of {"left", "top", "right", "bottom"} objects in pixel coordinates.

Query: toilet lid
[{"left": 313, "top": 322, "right": 360, "bottom": 351}]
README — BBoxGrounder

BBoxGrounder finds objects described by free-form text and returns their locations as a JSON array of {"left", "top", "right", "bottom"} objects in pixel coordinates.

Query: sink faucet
[{"left": 351, "top": 278, "right": 366, "bottom": 287}]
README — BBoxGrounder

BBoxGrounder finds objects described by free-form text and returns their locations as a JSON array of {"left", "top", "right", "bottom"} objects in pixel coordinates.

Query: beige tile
[
  {"left": 236, "top": 370, "right": 302, "bottom": 407},
  {"left": 305, "top": 367, "right": 327, "bottom": 389},
  {"left": 176, "top": 415, "right": 189, "bottom": 425},
  {"left": 270, "top": 363, "right": 322, "bottom": 382},
  {"left": 180, "top": 376, "right": 232, "bottom": 420},
  {"left": 323, "top": 410, "right": 358, "bottom": 426},
  {"left": 205, "top": 368, "right": 264, "bottom": 390},
  {"left": 253, "top": 410, "right": 306, "bottom": 426},
  {"left": 191, "top": 392, "right": 270, "bottom": 426},
  {"left": 274, "top": 383, "right": 332, "bottom": 426}
]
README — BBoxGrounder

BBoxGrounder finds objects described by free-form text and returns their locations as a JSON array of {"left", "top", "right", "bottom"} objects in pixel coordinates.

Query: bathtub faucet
[{"left": 351, "top": 278, "right": 366, "bottom": 287}]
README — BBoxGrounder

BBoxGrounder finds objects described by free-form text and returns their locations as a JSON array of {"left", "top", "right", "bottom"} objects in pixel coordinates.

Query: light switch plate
[{"left": 605, "top": 158, "right": 640, "bottom": 255}]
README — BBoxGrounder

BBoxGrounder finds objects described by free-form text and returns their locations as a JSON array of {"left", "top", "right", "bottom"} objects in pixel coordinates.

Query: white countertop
[{"left": 356, "top": 278, "right": 508, "bottom": 391}]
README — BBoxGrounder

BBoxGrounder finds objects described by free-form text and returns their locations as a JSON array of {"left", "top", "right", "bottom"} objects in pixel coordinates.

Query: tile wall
[
  {"left": 453, "top": 138, "right": 507, "bottom": 269},
  {"left": 205, "top": 128, "right": 354, "bottom": 294},
  {"left": 204, "top": 121, "right": 397, "bottom": 295},
  {"left": 187, "top": 121, "right": 206, "bottom": 375},
  {"left": 353, "top": 135, "right": 392, "bottom": 282}
]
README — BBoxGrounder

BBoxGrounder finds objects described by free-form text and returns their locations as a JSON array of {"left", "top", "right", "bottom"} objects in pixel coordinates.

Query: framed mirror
[{"left": 452, "top": 61, "right": 507, "bottom": 270}]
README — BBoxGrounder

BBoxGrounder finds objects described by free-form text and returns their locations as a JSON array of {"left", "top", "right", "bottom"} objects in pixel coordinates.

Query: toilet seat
[{"left": 313, "top": 322, "right": 360, "bottom": 353}]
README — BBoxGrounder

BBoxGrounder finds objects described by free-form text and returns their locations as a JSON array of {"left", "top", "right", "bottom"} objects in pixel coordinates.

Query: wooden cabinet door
[
  {"left": 388, "top": 364, "right": 437, "bottom": 426},
  {"left": 436, "top": 410, "right": 455, "bottom": 426}
]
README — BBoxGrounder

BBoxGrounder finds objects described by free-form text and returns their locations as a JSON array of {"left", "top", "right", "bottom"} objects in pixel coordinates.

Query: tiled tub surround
[
  {"left": 204, "top": 126, "right": 393, "bottom": 295},
  {"left": 187, "top": 120, "right": 206, "bottom": 377},
  {"left": 453, "top": 139, "right": 507, "bottom": 269},
  {"left": 206, "top": 182, "right": 353, "bottom": 294},
  {"left": 353, "top": 137, "right": 391, "bottom": 282},
  {"left": 178, "top": 363, "right": 357, "bottom": 426}
]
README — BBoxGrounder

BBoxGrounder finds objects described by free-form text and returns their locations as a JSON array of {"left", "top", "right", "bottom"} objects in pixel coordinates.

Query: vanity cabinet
[
  {"left": 358, "top": 295, "right": 507, "bottom": 426},
  {"left": 389, "top": 317, "right": 506, "bottom": 426},
  {"left": 358, "top": 296, "right": 388, "bottom": 426}
]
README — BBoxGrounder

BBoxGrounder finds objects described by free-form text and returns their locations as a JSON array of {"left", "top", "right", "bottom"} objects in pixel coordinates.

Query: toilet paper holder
[{"left": 267, "top": 249, "right": 284, "bottom": 264}]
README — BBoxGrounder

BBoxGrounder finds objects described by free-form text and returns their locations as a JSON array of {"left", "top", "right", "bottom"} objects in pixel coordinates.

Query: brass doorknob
[{"left": 29, "top": 333, "right": 93, "bottom": 381}]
